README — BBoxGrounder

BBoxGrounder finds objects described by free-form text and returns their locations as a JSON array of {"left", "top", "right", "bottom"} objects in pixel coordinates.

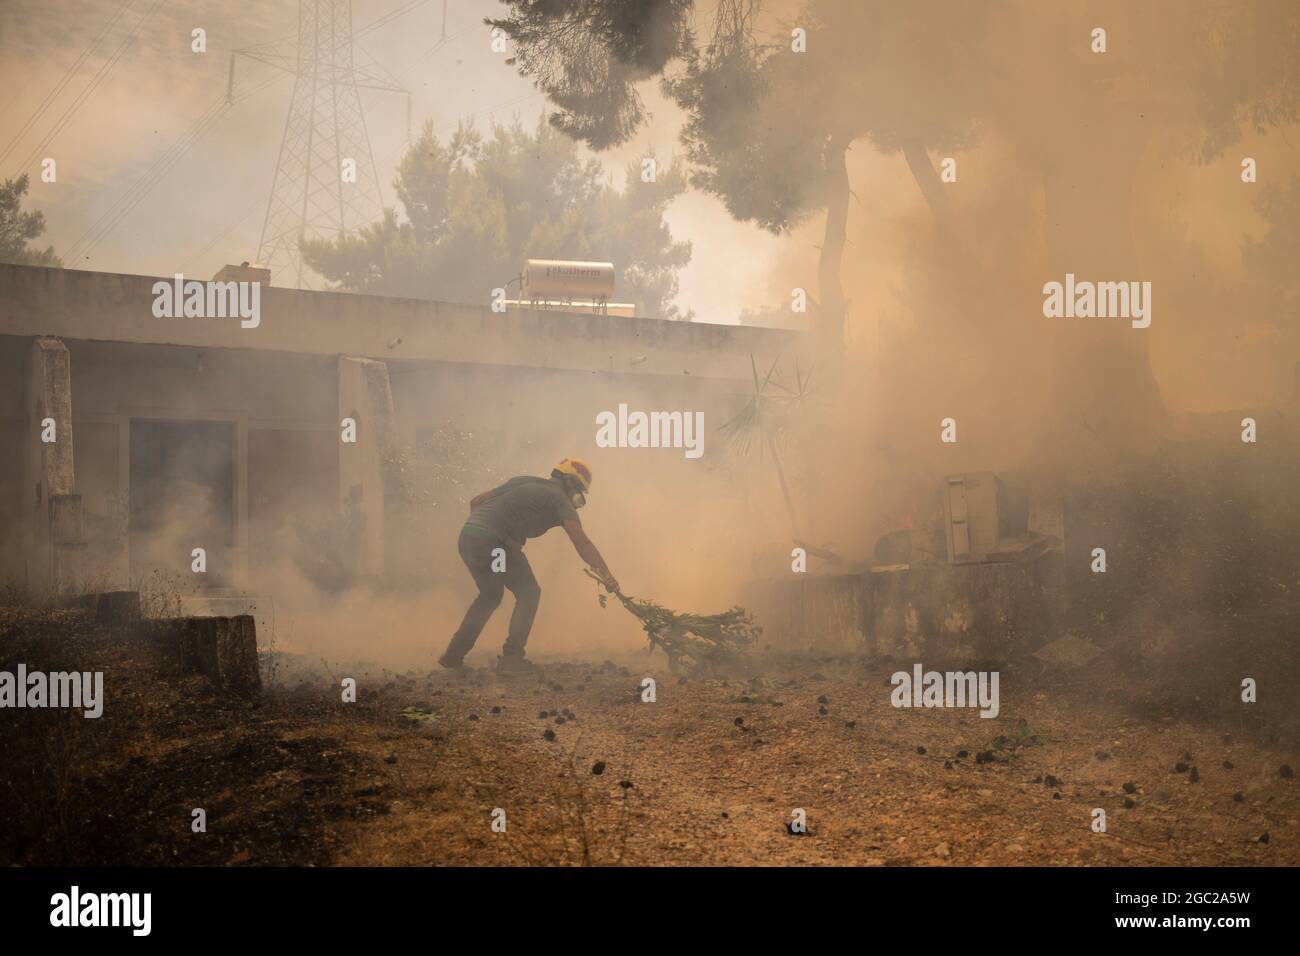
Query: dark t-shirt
[{"left": 464, "top": 476, "right": 578, "bottom": 547}]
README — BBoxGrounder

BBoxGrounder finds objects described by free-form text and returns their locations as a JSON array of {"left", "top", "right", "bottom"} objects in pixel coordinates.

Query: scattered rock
[
  {"left": 554, "top": 716, "right": 566, "bottom": 725},
  {"left": 1281, "top": 765, "right": 1294, "bottom": 779},
  {"left": 538, "top": 710, "right": 548, "bottom": 719},
  {"left": 956, "top": 750, "right": 969, "bottom": 759},
  {"left": 916, "top": 746, "right": 927, "bottom": 755},
  {"left": 591, "top": 760, "right": 606, "bottom": 776},
  {"left": 1233, "top": 792, "right": 1244, "bottom": 803},
  {"left": 975, "top": 751, "right": 995, "bottom": 765},
  {"left": 618, "top": 780, "right": 634, "bottom": 790},
  {"left": 1223, "top": 760, "right": 1234, "bottom": 770},
  {"left": 1223, "top": 734, "right": 1234, "bottom": 745},
  {"left": 817, "top": 695, "right": 829, "bottom": 705},
  {"left": 1123, "top": 797, "right": 1136, "bottom": 809},
  {"left": 490, "top": 705, "right": 501, "bottom": 714},
  {"left": 1032, "top": 634, "right": 1103, "bottom": 668},
  {"left": 1095, "top": 751, "right": 1110, "bottom": 761},
  {"left": 1189, "top": 767, "right": 1200, "bottom": 784},
  {"left": 1122, "top": 782, "right": 1137, "bottom": 794},
  {"left": 1256, "top": 832, "right": 1270, "bottom": 844},
  {"left": 734, "top": 717, "right": 744, "bottom": 726},
  {"left": 1174, "top": 762, "right": 1189, "bottom": 774},
  {"left": 844, "top": 720, "right": 856, "bottom": 729},
  {"left": 1043, "top": 774, "right": 1060, "bottom": 788},
  {"left": 817, "top": 706, "right": 828, "bottom": 716},
  {"left": 384, "top": 754, "right": 398, "bottom": 765},
  {"left": 1052, "top": 792, "right": 1062, "bottom": 800},
  {"left": 468, "top": 714, "right": 479, "bottom": 722},
  {"left": 543, "top": 729, "right": 556, "bottom": 742},
  {"left": 943, "top": 760, "right": 953, "bottom": 769},
  {"left": 934, "top": 842, "right": 950, "bottom": 858}
]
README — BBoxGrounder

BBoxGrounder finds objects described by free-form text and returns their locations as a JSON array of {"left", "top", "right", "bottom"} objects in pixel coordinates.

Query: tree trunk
[
  {"left": 1026, "top": 13, "right": 1166, "bottom": 475},
  {"left": 816, "top": 134, "right": 851, "bottom": 383},
  {"left": 901, "top": 140, "right": 950, "bottom": 225}
]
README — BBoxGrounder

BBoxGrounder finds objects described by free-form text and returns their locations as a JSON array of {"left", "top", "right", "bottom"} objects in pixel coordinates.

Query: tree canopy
[
  {"left": 0, "top": 175, "right": 61, "bottom": 267},
  {"left": 302, "top": 116, "right": 692, "bottom": 318}
]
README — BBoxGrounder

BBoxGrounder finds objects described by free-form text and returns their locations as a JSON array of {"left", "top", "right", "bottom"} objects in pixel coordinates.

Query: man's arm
[{"left": 563, "top": 519, "right": 618, "bottom": 593}]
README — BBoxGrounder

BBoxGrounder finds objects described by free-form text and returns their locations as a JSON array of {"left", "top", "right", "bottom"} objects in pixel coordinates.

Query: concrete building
[{"left": 0, "top": 263, "right": 803, "bottom": 602}]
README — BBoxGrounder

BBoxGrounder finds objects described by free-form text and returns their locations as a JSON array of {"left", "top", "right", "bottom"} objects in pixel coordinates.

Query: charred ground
[{"left": 2, "top": 604, "right": 1296, "bottom": 866}]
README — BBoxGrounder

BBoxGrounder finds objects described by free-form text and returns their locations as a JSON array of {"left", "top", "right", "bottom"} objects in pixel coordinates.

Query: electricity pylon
[{"left": 233, "top": 0, "right": 405, "bottom": 288}]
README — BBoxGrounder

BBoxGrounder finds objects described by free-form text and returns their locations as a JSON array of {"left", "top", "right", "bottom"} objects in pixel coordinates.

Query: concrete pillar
[
  {"left": 338, "top": 356, "right": 396, "bottom": 579},
  {"left": 24, "top": 337, "right": 81, "bottom": 597}
]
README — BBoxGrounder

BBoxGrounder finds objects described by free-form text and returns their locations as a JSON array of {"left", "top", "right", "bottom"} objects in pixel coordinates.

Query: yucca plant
[{"left": 717, "top": 353, "right": 838, "bottom": 563}]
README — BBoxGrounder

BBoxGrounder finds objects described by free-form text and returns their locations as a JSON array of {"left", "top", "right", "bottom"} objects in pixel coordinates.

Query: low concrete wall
[{"left": 748, "top": 554, "right": 1063, "bottom": 662}]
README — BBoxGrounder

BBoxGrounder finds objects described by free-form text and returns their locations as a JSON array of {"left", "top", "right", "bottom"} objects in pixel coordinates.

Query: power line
[
  {"left": 356, "top": 0, "right": 433, "bottom": 39},
  {"left": 69, "top": 73, "right": 287, "bottom": 263},
  {"left": 0, "top": 0, "right": 137, "bottom": 171},
  {"left": 176, "top": 12, "right": 483, "bottom": 275},
  {"left": 14, "top": 0, "right": 165, "bottom": 177}
]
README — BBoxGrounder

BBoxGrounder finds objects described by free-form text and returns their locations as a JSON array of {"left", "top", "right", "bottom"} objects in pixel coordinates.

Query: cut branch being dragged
[{"left": 584, "top": 569, "right": 761, "bottom": 674}]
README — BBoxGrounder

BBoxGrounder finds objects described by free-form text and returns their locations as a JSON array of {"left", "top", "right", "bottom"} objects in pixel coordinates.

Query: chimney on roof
[{"left": 212, "top": 262, "right": 271, "bottom": 284}]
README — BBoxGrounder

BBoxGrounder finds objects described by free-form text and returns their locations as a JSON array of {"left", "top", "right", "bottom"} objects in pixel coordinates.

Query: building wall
[{"left": 0, "top": 264, "right": 803, "bottom": 597}]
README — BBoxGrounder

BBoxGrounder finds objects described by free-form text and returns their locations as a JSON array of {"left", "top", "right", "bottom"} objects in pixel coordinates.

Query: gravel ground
[{"left": 3, "top": 607, "right": 1296, "bottom": 866}]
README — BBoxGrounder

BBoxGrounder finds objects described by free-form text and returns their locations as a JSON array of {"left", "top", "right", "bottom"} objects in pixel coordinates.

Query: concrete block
[
  {"left": 187, "top": 615, "right": 260, "bottom": 698},
  {"left": 93, "top": 590, "right": 141, "bottom": 629},
  {"left": 148, "top": 614, "right": 261, "bottom": 698}
]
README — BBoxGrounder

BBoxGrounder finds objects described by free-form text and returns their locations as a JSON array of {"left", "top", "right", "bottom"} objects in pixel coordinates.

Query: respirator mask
[{"left": 565, "top": 476, "right": 586, "bottom": 509}]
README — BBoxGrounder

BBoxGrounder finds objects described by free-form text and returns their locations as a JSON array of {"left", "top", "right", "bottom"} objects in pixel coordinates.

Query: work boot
[
  {"left": 496, "top": 654, "right": 538, "bottom": 676},
  {"left": 438, "top": 651, "right": 469, "bottom": 674}
]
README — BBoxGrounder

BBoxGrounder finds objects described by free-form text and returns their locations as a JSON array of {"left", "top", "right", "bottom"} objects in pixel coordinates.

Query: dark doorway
[{"left": 129, "top": 420, "right": 236, "bottom": 588}]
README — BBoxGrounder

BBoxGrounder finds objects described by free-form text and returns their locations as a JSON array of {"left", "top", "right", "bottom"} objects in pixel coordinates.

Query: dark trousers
[{"left": 444, "top": 531, "right": 540, "bottom": 661}]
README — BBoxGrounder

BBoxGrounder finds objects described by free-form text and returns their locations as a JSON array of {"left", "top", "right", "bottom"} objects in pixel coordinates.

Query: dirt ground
[{"left": 2, "top": 605, "right": 1296, "bottom": 866}]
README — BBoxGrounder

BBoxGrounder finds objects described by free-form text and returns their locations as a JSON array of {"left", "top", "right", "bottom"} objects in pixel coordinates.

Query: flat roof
[{"left": 0, "top": 264, "right": 803, "bottom": 383}]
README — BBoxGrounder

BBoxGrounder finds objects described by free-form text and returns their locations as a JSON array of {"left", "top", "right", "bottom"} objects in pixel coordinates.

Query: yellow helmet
[{"left": 554, "top": 457, "right": 593, "bottom": 492}]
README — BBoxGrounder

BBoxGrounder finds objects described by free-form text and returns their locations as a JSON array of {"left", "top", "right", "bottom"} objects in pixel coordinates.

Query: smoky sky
[
  {"left": 0, "top": 0, "right": 783, "bottom": 322},
  {"left": 3, "top": 0, "right": 1296, "bottom": 410}
]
